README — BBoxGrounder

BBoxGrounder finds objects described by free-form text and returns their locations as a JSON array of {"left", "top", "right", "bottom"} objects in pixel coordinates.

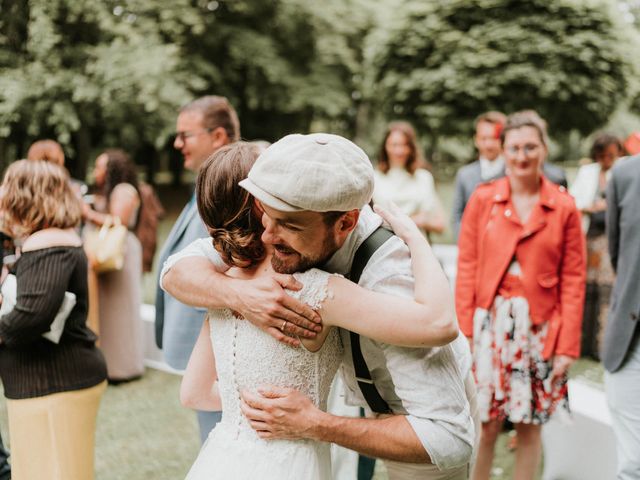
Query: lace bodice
[{"left": 208, "top": 268, "right": 342, "bottom": 444}]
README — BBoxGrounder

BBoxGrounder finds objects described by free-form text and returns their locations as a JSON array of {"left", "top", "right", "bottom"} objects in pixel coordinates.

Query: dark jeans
[{"left": 358, "top": 454, "right": 376, "bottom": 480}]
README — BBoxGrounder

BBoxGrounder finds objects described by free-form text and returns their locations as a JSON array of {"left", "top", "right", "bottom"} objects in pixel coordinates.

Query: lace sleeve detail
[{"left": 288, "top": 269, "right": 339, "bottom": 310}]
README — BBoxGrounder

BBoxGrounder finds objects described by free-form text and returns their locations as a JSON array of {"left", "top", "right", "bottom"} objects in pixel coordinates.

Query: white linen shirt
[
  {"left": 479, "top": 156, "right": 505, "bottom": 181},
  {"left": 159, "top": 205, "right": 474, "bottom": 470},
  {"left": 324, "top": 206, "right": 474, "bottom": 470}
]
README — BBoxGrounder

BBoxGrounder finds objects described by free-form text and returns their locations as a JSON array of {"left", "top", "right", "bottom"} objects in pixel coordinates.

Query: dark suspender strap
[{"left": 350, "top": 226, "right": 393, "bottom": 414}]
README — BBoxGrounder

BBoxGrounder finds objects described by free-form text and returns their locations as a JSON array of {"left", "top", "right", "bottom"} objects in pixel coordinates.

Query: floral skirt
[{"left": 472, "top": 294, "right": 570, "bottom": 425}]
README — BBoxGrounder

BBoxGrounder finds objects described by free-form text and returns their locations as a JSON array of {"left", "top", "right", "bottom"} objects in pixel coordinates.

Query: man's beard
[{"left": 271, "top": 234, "right": 338, "bottom": 274}]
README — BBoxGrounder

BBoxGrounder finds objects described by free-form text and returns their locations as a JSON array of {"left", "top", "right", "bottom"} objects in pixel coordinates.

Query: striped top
[{"left": 0, "top": 246, "right": 107, "bottom": 399}]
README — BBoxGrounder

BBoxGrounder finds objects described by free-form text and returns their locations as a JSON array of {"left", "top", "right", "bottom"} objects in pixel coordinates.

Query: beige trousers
[
  {"left": 7, "top": 380, "right": 107, "bottom": 480},
  {"left": 385, "top": 460, "right": 470, "bottom": 480}
]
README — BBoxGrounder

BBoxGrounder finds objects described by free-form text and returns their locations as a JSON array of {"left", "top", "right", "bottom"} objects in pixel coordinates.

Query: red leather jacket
[{"left": 455, "top": 176, "right": 586, "bottom": 359}]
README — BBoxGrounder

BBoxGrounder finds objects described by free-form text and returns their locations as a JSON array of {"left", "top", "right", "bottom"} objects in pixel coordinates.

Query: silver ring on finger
[{"left": 280, "top": 320, "right": 287, "bottom": 332}]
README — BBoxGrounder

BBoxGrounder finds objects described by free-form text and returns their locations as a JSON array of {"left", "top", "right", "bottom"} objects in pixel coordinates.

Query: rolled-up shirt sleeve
[
  {"left": 159, "top": 237, "right": 229, "bottom": 292},
  {"left": 361, "top": 238, "right": 474, "bottom": 469},
  {"left": 380, "top": 342, "right": 474, "bottom": 469}
]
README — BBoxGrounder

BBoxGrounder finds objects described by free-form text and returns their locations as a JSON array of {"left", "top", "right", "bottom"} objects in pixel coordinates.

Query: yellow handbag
[{"left": 84, "top": 215, "right": 128, "bottom": 273}]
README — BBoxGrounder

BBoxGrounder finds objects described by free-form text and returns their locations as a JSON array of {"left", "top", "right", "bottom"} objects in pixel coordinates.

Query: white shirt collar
[
  {"left": 323, "top": 204, "right": 382, "bottom": 276},
  {"left": 479, "top": 155, "right": 505, "bottom": 180}
]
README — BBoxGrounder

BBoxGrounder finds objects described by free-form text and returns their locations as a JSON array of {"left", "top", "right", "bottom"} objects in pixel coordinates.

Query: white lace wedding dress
[{"left": 185, "top": 269, "right": 343, "bottom": 480}]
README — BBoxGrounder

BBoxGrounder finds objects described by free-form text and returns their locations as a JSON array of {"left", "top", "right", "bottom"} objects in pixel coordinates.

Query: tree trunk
[
  {"left": 74, "top": 120, "right": 91, "bottom": 182},
  {"left": 353, "top": 100, "right": 370, "bottom": 147},
  {"left": 169, "top": 142, "right": 183, "bottom": 187},
  {"left": 0, "top": 138, "right": 6, "bottom": 172},
  {"left": 425, "top": 132, "right": 439, "bottom": 172},
  {"left": 136, "top": 142, "right": 157, "bottom": 185}
]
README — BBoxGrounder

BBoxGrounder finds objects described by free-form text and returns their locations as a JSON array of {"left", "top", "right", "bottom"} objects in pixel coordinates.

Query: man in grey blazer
[
  {"left": 451, "top": 111, "right": 568, "bottom": 239},
  {"left": 603, "top": 154, "right": 640, "bottom": 480},
  {"left": 155, "top": 95, "right": 240, "bottom": 442},
  {"left": 451, "top": 111, "right": 506, "bottom": 239}
]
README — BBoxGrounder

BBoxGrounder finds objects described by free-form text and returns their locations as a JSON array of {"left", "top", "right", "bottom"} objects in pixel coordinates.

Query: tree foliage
[
  {"left": 2, "top": 0, "right": 640, "bottom": 176},
  {"left": 0, "top": 0, "right": 374, "bottom": 177},
  {"left": 374, "top": 0, "right": 640, "bottom": 146},
  {"left": 173, "top": 0, "right": 374, "bottom": 140},
  {"left": 0, "top": 0, "right": 205, "bottom": 176}
]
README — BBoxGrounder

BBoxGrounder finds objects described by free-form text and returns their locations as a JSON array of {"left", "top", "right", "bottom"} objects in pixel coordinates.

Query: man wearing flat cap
[{"left": 162, "top": 133, "right": 476, "bottom": 479}]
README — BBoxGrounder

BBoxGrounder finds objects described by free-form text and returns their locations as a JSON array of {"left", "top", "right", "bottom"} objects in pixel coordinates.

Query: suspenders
[{"left": 349, "top": 227, "right": 394, "bottom": 414}]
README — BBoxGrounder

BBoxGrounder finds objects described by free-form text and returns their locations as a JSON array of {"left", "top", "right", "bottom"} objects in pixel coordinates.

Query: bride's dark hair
[{"left": 196, "top": 142, "right": 265, "bottom": 268}]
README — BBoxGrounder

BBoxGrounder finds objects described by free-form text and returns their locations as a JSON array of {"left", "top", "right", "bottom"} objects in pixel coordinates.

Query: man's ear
[
  {"left": 210, "top": 126, "right": 230, "bottom": 150},
  {"left": 336, "top": 210, "right": 359, "bottom": 235},
  {"left": 252, "top": 199, "right": 264, "bottom": 218}
]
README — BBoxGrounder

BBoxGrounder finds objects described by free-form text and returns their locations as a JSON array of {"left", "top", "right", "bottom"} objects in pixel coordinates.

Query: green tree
[
  {"left": 172, "top": 0, "right": 374, "bottom": 141},
  {"left": 374, "top": 0, "right": 640, "bottom": 159},
  {"left": 0, "top": 0, "right": 201, "bottom": 178},
  {"left": 0, "top": 0, "right": 376, "bottom": 179}
]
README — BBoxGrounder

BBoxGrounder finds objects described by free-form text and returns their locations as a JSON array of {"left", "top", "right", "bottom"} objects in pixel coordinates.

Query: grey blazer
[
  {"left": 155, "top": 194, "right": 209, "bottom": 370},
  {"left": 451, "top": 160, "right": 568, "bottom": 239},
  {"left": 602, "top": 155, "right": 640, "bottom": 373},
  {"left": 451, "top": 162, "right": 485, "bottom": 240}
]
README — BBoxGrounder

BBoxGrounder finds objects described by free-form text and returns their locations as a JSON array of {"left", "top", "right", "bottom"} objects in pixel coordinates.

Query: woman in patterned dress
[{"left": 456, "top": 111, "right": 586, "bottom": 480}]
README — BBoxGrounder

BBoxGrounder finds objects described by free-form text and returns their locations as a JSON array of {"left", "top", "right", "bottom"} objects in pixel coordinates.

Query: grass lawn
[{"left": 94, "top": 370, "right": 200, "bottom": 479}]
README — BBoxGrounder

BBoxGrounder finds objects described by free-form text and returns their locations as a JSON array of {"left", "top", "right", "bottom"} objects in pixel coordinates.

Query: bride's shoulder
[{"left": 292, "top": 268, "right": 343, "bottom": 286}]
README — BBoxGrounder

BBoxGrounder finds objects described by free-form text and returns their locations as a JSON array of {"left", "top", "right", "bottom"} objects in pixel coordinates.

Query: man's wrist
[
  {"left": 223, "top": 277, "right": 243, "bottom": 313},
  {"left": 310, "top": 410, "right": 340, "bottom": 443}
]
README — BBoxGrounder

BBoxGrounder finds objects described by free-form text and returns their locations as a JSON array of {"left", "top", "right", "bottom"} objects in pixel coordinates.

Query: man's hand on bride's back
[
  {"left": 234, "top": 275, "right": 322, "bottom": 347},
  {"left": 240, "top": 386, "right": 322, "bottom": 441}
]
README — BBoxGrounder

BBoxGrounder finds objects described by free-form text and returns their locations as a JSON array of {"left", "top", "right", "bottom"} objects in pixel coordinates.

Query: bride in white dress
[{"left": 179, "top": 143, "right": 457, "bottom": 480}]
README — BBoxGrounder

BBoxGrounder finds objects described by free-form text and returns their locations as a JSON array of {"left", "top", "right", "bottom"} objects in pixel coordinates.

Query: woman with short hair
[{"left": 456, "top": 111, "right": 586, "bottom": 480}]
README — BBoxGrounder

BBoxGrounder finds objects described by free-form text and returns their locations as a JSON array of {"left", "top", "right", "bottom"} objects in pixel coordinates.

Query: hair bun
[{"left": 210, "top": 227, "right": 264, "bottom": 268}]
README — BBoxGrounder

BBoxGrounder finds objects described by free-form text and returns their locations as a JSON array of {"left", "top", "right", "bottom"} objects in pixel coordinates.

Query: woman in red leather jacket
[{"left": 456, "top": 111, "right": 586, "bottom": 480}]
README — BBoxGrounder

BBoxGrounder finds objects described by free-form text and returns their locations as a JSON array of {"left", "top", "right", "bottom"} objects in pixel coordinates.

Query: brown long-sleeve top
[{"left": 0, "top": 246, "right": 107, "bottom": 399}]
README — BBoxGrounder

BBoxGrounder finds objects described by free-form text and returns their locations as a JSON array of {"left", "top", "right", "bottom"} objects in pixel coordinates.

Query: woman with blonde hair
[
  {"left": 373, "top": 121, "right": 445, "bottom": 238},
  {"left": 0, "top": 160, "right": 107, "bottom": 480}
]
